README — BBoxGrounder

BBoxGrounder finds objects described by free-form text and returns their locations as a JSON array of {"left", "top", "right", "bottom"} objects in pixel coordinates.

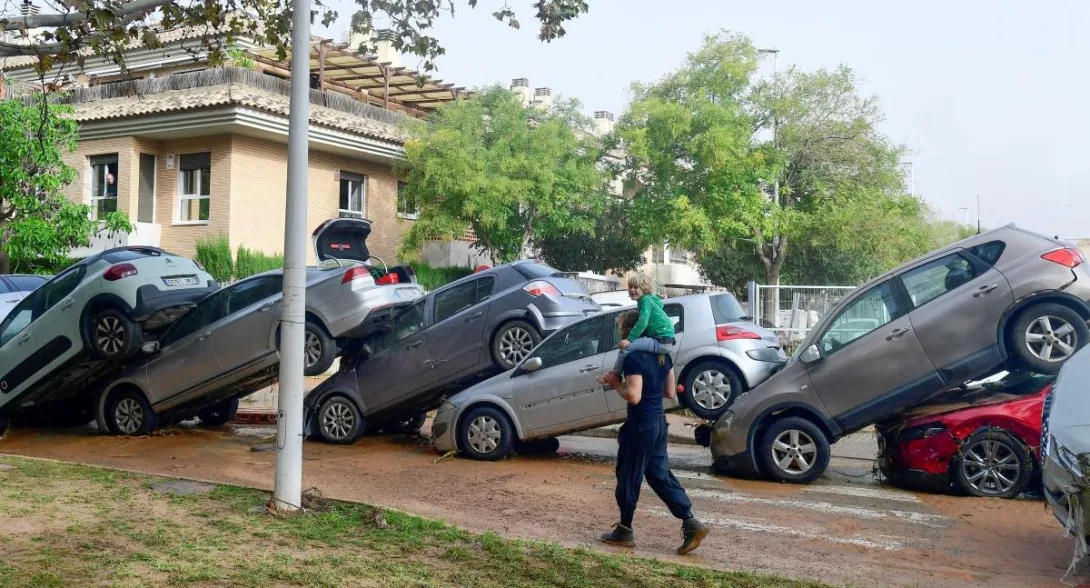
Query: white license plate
[{"left": 164, "top": 276, "right": 199, "bottom": 287}]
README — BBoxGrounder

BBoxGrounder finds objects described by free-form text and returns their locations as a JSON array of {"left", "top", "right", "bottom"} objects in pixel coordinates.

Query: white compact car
[{"left": 0, "top": 247, "right": 216, "bottom": 431}]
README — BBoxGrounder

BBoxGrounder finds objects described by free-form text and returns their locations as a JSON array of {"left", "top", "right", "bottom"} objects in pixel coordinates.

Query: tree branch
[{"left": 0, "top": 0, "right": 170, "bottom": 31}]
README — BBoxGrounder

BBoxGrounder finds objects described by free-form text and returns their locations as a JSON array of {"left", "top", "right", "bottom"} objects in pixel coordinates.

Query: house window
[
  {"left": 397, "top": 182, "right": 418, "bottom": 219},
  {"left": 89, "top": 154, "right": 119, "bottom": 219},
  {"left": 178, "top": 153, "right": 211, "bottom": 223},
  {"left": 652, "top": 246, "right": 665, "bottom": 264},
  {"left": 339, "top": 172, "right": 366, "bottom": 219},
  {"left": 669, "top": 247, "right": 688, "bottom": 264}
]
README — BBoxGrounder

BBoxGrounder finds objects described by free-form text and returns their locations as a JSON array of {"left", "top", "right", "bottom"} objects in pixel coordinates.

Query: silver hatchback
[{"left": 432, "top": 293, "right": 787, "bottom": 460}]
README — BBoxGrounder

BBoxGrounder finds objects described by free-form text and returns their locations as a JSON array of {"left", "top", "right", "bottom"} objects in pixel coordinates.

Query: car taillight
[
  {"left": 523, "top": 280, "right": 560, "bottom": 297},
  {"left": 716, "top": 325, "right": 760, "bottom": 342},
  {"left": 342, "top": 266, "right": 372, "bottom": 284},
  {"left": 1042, "top": 247, "right": 1085, "bottom": 268},
  {"left": 103, "top": 263, "right": 138, "bottom": 281},
  {"left": 376, "top": 272, "right": 400, "bottom": 285}
]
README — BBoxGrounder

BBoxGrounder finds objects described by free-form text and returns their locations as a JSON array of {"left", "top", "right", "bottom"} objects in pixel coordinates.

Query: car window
[
  {"left": 433, "top": 278, "right": 490, "bottom": 323},
  {"left": 535, "top": 316, "right": 607, "bottom": 369},
  {"left": 393, "top": 300, "right": 426, "bottom": 341},
  {"left": 900, "top": 253, "right": 979, "bottom": 308},
  {"left": 0, "top": 295, "right": 36, "bottom": 346},
  {"left": 710, "top": 294, "right": 746, "bottom": 323},
  {"left": 819, "top": 281, "right": 903, "bottom": 355},
  {"left": 967, "top": 241, "right": 1005, "bottom": 266},
  {"left": 8, "top": 276, "right": 46, "bottom": 292},
  {"left": 35, "top": 268, "right": 84, "bottom": 320},
  {"left": 0, "top": 280, "right": 10, "bottom": 294},
  {"left": 101, "top": 249, "right": 159, "bottom": 264},
  {"left": 227, "top": 277, "right": 283, "bottom": 314},
  {"left": 160, "top": 291, "right": 229, "bottom": 346},
  {"left": 512, "top": 262, "right": 563, "bottom": 280},
  {"left": 666, "top": 304, "right": 684, "bottom": 334}
]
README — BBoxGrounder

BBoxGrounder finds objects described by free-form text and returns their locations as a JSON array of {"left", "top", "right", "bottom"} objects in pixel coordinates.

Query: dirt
[{"left": 0, "top": 425, "right": 1079, "bottom": 588}]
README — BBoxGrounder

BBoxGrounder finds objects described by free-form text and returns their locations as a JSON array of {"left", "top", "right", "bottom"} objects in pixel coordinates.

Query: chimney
[
  {"left": 593, "top": 110, "right": 615, "bottom": 136},
  {"left": 510, "top": 78, "right": 530, "bottom": 107},
  {"left": 342, "top": 27, "right": 402, "bottom": 68},
  {"left": 533, "top": 87, "right": 552, "bottom": 109}
]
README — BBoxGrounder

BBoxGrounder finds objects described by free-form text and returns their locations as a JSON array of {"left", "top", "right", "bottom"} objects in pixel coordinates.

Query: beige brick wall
[
  {"left": 60, "top": 136, "right": 139, "bottom": 217},
  {"left": 155, "top": 136, "right": 233, "bottom": 258}
]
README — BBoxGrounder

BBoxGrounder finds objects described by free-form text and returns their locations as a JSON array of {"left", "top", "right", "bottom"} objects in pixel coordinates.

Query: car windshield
[
  {"left": 710, "top": 294, "right": 747, "bottom": 323},
  {"left": 513, "top": 262, "right": 563, "bottom": 280},
  {"left": 100, "top": 249, "right": 160, "bottom": 264}
]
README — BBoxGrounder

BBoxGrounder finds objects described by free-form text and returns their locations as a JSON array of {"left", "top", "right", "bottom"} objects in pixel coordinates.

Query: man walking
[{"left": 598, "top": 310, "right": 709, "bottom": 554}]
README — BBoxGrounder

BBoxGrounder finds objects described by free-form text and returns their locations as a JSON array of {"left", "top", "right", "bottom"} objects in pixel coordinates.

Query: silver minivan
[{"left": 709, "top": 225, "right": 1090, "bottom": 484}]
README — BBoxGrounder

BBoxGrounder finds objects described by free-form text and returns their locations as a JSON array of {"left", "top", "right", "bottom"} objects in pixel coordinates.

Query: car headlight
[{"left": 1056, "top": 440, "right": 1085, "bottom": 477}]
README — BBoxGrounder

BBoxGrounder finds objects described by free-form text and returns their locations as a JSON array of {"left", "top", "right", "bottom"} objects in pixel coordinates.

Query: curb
[{"left": 572, "top": 426, "right": 699, "bottom": 446}]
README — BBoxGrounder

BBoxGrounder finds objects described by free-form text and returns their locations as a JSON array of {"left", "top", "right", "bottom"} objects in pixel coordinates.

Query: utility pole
[
  {"left": 271, "top": 0, "right": 311, "bottom": 514},
  {"left": 976, "top": 194, "right": 981, "bottom": 234},
  {"left": 758, "top": 47, "right": 781, "bottom": 325}
]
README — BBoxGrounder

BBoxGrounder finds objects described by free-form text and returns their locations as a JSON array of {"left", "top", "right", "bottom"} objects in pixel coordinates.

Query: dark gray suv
[{"left": 304, "top": 260, "right": 601, "bottom": 442}]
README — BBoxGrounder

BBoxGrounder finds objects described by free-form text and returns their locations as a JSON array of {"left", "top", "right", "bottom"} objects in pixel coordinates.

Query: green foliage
[
  {"left": 225, "top": 46, "right": 256, "bottom": 70},
  {"left": 397, "top": 86, "right": 606, "bottom": 264},
  {"left": 537, "top": 198, "right": 648, "bottom": 274},
  {"left": 409, "top": 262, "right": 475, "bottom": 291},
  {"left": 194, "top": 235, "right": 234, "bottom": 283},
  {"left": 235, "top": 245, "right": 283, "bottom": 279},
  {"left": 0, "top": 97, "right": 132, "bottom": 274}
]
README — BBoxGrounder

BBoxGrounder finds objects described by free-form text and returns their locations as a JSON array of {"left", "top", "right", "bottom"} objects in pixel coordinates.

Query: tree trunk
[
  {"left": 755, "top": 234, "right": 788, "bottom": 326},
  {"left": 0, "top": 249, "right": 10, "bottom": 274}
]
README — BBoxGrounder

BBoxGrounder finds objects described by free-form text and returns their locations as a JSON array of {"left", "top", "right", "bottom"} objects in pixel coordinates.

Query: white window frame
[
  {"left": 339, "top": 173, "right": 366, "bottom": 219},
  {"left": 89, "top": 154, "right": 119, "bottom": 220},
  {"left": 176, "top": 153, "right": 211, "bottom": 225},
  {"left": 397, "top": 181, "right": 419, "bottom": 220}
]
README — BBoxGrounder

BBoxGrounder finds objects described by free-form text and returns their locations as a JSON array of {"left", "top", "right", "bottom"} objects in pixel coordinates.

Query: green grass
[
  {"left": 194, "top": 234, "right": 234, "bottom": 283},
  {"left": 410, "top": 262, "right": 475, "bottom": 291},
  {"left": 0, "top": 456, "right": 829, "bottom": 588}
]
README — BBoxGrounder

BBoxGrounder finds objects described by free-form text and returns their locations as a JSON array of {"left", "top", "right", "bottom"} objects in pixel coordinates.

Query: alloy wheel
[
  {"left": 321, "top": 401, "right": 355, "bottom": 441},
  {"left": 96, "top": 317, "right": 126, "bottom": 356},
  {"left": 114, "top": 398, "right": 144, "bottom": 434},
  {"left": 770, "top": 429, "right": 817, "bottom": 475},
  {"left": 1025, "top": 315, "right": 1078, "bottom": 363},
  {"left": 961, "top": 439, "right": 1021, "bottom": 496},
  {"left": 499, "top": 328, "right": 534, "bottom": 366},
  {"left": 692, "top": 369, "right": 732, "bottom": 410},
  {"left": 467, "top": 415, "right": 502, "bottom": 455},
  {"left": 304, "top": 332, "right": 322, "bottom": 368}
]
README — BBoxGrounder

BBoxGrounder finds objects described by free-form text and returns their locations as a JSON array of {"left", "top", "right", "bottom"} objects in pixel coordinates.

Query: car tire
[
  {"left": 197, "top": 398, "right": 240, "bottom": 427},
  {"left": 106, "top": 388, "right": 158, "bottom": 436},
  {"left": 89, "top": 308, "right": 141, "bottom": 361},
  {"left": 458, "top": 404, "right": 515, "bottom": 461},
  {"left": 317, "top": 396, "right": 363, "bottom": 445},
  {"left": 756, "top": 417, "right": 830, "bottom": 484},
  {"left": 491, "top": 321, "right": 541, "bottom": 371},
  {"left": 303, "top": 322, "right": 337, "bottom": 377},
  {"left": 1010, "top": 303, "right": 1089, "bottom": 374},
  {"left": 951, "top": 430, "right": 1033, "bottom": 499},
  {"left": 387, "top": 411, "right": 427, "bottom": 435},
  {"left": 681, "top": 360, "right": 743, "bottom": 420}
]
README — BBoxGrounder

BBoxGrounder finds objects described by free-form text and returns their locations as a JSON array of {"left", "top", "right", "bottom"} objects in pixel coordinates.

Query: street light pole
[
  {"left": 271, "top": 0, "right": 311, "bottom": 514},
  {"left": 758, "top": 47, "right": 781, "bottom": 325}
]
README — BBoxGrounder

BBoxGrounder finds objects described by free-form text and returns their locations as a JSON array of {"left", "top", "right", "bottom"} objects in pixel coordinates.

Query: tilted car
[
  {"left": 1042, "top": 346, "right": 1090, "bottom": 567},
  {"left": 0, "top": 275, "right": 49, "bottom": 322},
  {"left": 431, "top": 294, "right": 788, "bottom": 461},
  {"left": 0, "top": 248, "right": 217, "bottom": 432},
  {"left": 304, "top": 260, "right": 601, "bottom": 443},
  {"left": 877, "top": 370, "right": 1052, "bottom": 498},
  {"left": 92, "top": 218, "right": 425, "bottom": 435},
  {"left": 708, "top": 225, "right": 1090, "bottom": 484}
]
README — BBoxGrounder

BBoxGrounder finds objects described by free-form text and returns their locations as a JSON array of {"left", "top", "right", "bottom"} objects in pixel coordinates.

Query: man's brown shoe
[
  {"left": 678, "top": 518, "right": 709, "bottom": 554},
  {"left": 599, "top": 523, "right": 635, "bottom": 547}
]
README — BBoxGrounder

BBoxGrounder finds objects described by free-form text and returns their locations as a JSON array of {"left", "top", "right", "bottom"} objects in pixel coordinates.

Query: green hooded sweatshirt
[{"left": 626, "top": 294, "right": 675, "bottom": 343}]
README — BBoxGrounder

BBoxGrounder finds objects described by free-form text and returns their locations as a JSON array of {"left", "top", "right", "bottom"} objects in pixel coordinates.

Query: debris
[{"left": 433, "top": 450, "right": 456, "bottom": 464}]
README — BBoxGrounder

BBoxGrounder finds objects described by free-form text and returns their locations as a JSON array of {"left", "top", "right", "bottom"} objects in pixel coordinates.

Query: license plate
[{"left": 164, "top": 276, "right": 199, "bottom": 287}]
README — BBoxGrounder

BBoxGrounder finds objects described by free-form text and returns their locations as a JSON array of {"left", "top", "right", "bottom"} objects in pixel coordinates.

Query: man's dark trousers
[{"left": 615, "top": 415, "right": 693, "bottom": 528}]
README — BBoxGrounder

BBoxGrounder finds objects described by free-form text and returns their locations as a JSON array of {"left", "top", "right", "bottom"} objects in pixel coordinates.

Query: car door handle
[
  {"left": 196, "top": 332, "right": 211, "bottom": 342},
  {"left": 973, "top": 284, "right": 999, "bottom": 298},
  {"left": 464, "top": 312, "right": 483, "bottom": 322},
  {"left": 407, "top": 340, "right": 424, "bottom": 350},
  {"left": 259, "top": 304, "right": 274, "bottom": 312},
  {"left": 579, "top": 365, "right": 598, "bottom": 373},
  {"left": 15, "top": 333, "right": 30, "bottom": 345},
  {"left": 60, "top": 299, "right": 74, "bottom": 310},
  {"left": 886, "top": 327, "right": 910, "bottom": 341}
]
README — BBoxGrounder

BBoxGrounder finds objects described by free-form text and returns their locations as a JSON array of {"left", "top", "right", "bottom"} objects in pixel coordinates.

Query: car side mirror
[
  {"left": 141, "top": 341, "right": 160, "bottom": 354},
  {"left": 799, "top": 344, "right": 821, "bottom": 364},
  {"left": 521, "top": 357, "right": 543, "bottom": 373}
]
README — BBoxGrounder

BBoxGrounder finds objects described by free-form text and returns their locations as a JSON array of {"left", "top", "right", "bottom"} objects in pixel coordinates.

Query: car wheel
[
  {"left": 89, "top": 309, "right": 141, "bottom": 361},
  {"left": 458, "top": 405, "right": 515, "bottom": 461},
  {"left": 951, "top": 430, "right": 1033, "bottom": 499},
  {"left": 197, "top": 398, "right": 240, "bottom": 427},
  {"left": 757, "top": 417, "right": 830, "bottom": 484},
  {"left": 303, "top": 322, "right": 337, "bottom": 377},
  {"left": 106, "top": 388, "right": 158, "bottom": 436},
  {"left": 1011, "top": 303, "right": 1089, "bottom": 374},
  {"left": 682, "top": 361, "right": 743, "bottom": 420},
  {"left": 318, "top": 396, "right": 363, "bottom": 444},
  {"left": 492, "top": 321, "right": 541, "bottom": 371},
  {"left": 387, "top": 411, "right": 427, "bottom": 435}
]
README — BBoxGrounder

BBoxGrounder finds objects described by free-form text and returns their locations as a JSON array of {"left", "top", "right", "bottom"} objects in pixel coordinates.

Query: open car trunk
[{"left": 312, "top": 218, "right": 417, "bottom": 285}]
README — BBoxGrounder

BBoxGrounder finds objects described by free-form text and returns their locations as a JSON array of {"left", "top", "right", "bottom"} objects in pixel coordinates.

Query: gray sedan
[{"left": 431, "top": 293, "right": 787, "bottom": 460}]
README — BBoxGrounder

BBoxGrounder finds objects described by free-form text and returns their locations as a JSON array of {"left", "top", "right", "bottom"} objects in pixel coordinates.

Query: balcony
[{"left": 71, "top": 222, "right": 162, "bottom": 258}]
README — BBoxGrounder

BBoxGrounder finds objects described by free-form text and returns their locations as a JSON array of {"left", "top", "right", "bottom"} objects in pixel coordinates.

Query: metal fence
[{"left": 746, "top": 282, "right": 856, "bottom": 350}]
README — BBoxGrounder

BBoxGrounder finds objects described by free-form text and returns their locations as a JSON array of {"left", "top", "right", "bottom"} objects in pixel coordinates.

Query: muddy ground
[{"left": 0, "top": 424, "right": 1081, "bottom": 588}]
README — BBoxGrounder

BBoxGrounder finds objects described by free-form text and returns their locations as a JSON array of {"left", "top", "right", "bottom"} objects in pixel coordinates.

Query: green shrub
[
  {"left": 236, "top": 246, "right": 284, "bottom": 279},
  {"left": 409, "top": 262, "right": 475, "bottom": 291},
  {"left": 194, "top": 235, "right": 234, "bottom": 283},
  {"left": 7, "top": 256, "right": 77, "bottom": 276}
]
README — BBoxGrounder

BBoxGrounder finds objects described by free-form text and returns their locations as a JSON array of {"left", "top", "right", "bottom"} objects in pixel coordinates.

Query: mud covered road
[{"left": 0, "top": 425, "right": 1079, "bottom": 587}]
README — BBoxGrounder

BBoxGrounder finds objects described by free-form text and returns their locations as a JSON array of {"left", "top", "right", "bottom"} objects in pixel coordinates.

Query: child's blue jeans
[{"left": 613, "top": 336, "right": 674, "bottom": 373}]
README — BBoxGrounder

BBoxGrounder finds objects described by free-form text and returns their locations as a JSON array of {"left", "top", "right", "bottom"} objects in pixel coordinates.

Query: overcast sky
[{"left": 320, "top": 0, "right": 1089, "bottom": 239}]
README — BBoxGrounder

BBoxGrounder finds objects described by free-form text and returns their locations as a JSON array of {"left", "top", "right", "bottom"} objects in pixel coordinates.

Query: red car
[{"left": 877, "top": 371, "right": 1054, "bottom": 499}]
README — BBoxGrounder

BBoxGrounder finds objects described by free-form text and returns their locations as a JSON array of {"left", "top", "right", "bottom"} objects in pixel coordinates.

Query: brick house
[{"left": 0, "top": 25, "right": 466, "bottom": 264}]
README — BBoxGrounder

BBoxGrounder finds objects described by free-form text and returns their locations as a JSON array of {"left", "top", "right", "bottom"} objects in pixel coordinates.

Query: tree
[
  {"left": 0, "top": 0, "right": 589, "bottom": 74},
  {"left": 396, "top": 85, "right": 604, "bottom": 264},
  {"left": 536, "top": 198, "right": 648, "bottom": 274},
  {"left": 0, "top": 96, "right": 131, "bottom": 273},
  {"left": 616, "top": 32, "right": 919, "bottom": 319}
]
